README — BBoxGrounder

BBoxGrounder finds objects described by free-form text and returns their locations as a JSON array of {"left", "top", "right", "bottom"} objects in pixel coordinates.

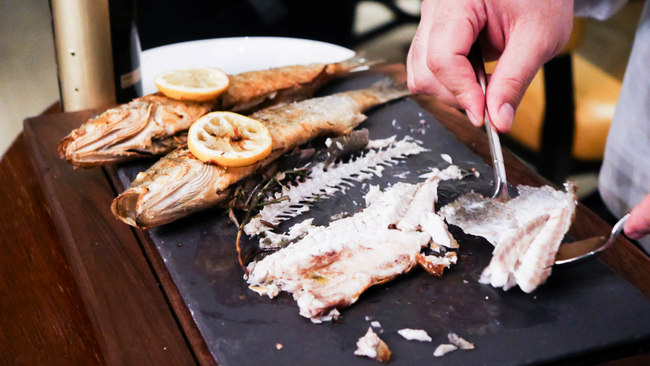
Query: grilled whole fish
[
  {"left": 111, "top": 80, "right": 410, "bottom": 228},
  {"left": 59, "top": 56, "right": 374, "bottom": 168}
]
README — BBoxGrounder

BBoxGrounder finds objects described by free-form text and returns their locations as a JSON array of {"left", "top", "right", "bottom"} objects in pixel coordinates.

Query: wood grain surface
[
  {"left": 22, "top": 111, "right": 197, "bottom": 365},
  {"left": 0, "top": 135, "right": 103, "bottom": 365}
]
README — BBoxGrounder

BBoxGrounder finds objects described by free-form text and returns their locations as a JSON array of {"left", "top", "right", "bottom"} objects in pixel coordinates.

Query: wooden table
[{"left": 2, "top": 65, "right": 650, "bottom": 365}]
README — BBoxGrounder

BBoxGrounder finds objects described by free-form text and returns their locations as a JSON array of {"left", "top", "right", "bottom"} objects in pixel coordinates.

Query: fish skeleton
[
  {"left": 58, "top": 56, "right": 375, "bottom": 168},
  {"left": 440, "top": 182, "right": 576, "bottom": 292},
  {"left": 246, "top": 166, "right": 464, "bottom": 322},
  {"left": 111, "top": 80, "right": 410, "bottom": 229},
  {"left": 243, "top": 136, "right": 428, "bottom": 237}
]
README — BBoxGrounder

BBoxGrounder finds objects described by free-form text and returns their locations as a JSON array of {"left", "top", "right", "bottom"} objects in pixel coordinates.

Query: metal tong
[{"left": 467, "top": 42, "right": 511, "bottom": 202}]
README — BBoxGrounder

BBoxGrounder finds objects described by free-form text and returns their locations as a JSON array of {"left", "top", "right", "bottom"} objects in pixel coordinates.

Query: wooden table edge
[{"left": 23, "top": 114, "right": 199, "bottom": 365}]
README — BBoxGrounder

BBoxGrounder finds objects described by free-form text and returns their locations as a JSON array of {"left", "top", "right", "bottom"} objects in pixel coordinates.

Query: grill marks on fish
[
  {"left": 59, "top": 56, "right": 375, "bottom": 167},
  {"left": 481, "top": 214, "right": 549, "bottom": 289},
  {"left": 246, "top": 166, "right": 464, "bottom": 322},
  {"left": 111, "top": 81, "right": 410, "bottom": 228},
  {"left": 441, "top": 182, "right": 577, "bottom": 292}
]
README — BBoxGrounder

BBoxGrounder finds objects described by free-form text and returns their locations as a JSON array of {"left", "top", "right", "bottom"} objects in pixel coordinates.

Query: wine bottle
[{"left": 50, "top": 0, "right": 142, "bottom": 112}]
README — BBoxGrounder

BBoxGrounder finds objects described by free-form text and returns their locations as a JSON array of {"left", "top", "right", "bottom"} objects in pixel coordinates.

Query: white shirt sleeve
[
  {"left": 597, "top": 0, "right": 650, "bottom": 253},
  {"left": 574, "top": 0, "right": 628, "bottom": 20}
]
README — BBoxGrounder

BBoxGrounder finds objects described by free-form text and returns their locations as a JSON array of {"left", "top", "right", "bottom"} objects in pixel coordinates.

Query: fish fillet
[
  {"left": 112, "top": 81, "right": 409, "bottom": 228},
  {"left": 246, "top": 166, "right": 463, "bottom": 322},
  {"left": 440, "top": 183, "right": 576, "bottom": 292}
]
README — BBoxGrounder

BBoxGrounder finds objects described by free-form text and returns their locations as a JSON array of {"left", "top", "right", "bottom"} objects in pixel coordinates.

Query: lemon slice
[
  {"left": 154, "top": 68, "right": 230, "bottom": 102},
  {"left": 188, "top": 112, "right": 273, "bottom": 167}
]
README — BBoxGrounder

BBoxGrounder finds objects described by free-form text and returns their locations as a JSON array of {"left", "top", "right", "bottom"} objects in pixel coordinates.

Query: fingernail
[
  {"left": 497, "top": 103, "right": 514, "bottom": 130},
  {"left": 465, "top": 110, "right": 480, "bottom": 127}
]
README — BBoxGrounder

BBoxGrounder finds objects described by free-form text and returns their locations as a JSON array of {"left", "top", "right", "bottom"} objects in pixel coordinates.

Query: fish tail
[
  {"left": 333, "top": 53, "right": 384, "bottom": 75},
  {"left": 344, "top": 78, "right": 410, "bottom": 110},
  {"left": 368, "top": 78, "right": 411, "bottom": 101}
]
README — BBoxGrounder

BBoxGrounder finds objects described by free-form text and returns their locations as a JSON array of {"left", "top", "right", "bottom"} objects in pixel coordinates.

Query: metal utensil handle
[
  {"left": 600, "top": 213, "right": 630, "bottom": 253},
  {"left": 467, "top": 43, "right": 509, "bottom": 201}
]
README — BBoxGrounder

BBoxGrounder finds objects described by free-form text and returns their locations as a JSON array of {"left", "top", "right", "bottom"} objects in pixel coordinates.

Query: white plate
[{"left": 141, "top": 37, "right": 355, "bottom": 95}]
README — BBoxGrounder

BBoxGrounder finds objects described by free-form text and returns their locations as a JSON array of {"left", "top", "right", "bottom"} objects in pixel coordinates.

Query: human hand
[
  {"left": 407, "top": 0, "right": 574, "bottom": 132},
  {"left": 625, "top": 194, "right": 650, "bottom": 240}
]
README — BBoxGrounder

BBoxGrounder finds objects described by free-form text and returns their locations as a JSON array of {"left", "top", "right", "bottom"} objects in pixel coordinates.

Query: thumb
[
  {"left": 485, "top": 33, "right": 549, "bottom": 132},
  {"left": 625, "top": 194, "right": 650, "bottom": 240}
]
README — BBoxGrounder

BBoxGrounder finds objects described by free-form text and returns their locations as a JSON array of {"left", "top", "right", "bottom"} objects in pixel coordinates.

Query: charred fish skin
[
  {"left": 111, "top": 81, "right": 410, "bottom": 228},
  {"left": 58, "top": 56, "right": 376, "bottom": 168},
  {"left": 58, "top": 95, "right": 212, "bottom": 168},
  {"left": 221, "top": 55, "right": 376, "bottom": 113}
]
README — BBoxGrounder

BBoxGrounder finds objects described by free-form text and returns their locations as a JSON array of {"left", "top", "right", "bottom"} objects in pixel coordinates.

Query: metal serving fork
[{"left": 467, "top": 42, "right": 511, "bottom": 202}]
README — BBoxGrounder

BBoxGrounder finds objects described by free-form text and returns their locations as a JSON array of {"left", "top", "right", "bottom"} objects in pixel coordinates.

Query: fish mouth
[
  {"left": 61, "top": 132, "right": 189, "bottom": 168},
  {"left": 112, "top": 187, "right": 148, "bottom": 228}
]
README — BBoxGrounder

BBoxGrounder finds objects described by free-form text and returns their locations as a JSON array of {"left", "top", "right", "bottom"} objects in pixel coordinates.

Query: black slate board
[{"left": 116, "top": 74, "right": 650, "bottom": 365}]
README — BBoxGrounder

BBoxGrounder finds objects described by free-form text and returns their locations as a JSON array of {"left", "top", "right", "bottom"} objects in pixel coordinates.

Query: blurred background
[{"left": 0, "top": 0, "right": 643, "bottom": 204}]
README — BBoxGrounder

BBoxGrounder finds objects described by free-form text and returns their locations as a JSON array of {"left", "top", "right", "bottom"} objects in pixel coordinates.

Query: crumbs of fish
[{"left": 354, "top": 327, "right": 391, "bottom": 363}]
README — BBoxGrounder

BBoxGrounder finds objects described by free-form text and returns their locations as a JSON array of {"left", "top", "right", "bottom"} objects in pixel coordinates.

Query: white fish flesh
[
  {"left": 354, "top": 327, "right": 391, "bottom": 363},
  {"left": 246, "top": 166, "right": 464, "bottom": 321},
  {"left": 440, "top": 183, "right": 576, "bottom": 292},
  {"left": 397, "top": 328, "right": 432, "bottom": 342},
  {"left": 433, "top": 344, "right": 458, "bottom": 357},
  {"left": 416, "top": 252, "right": 457, "bottom": 277},
  {"left": 447, "top": 332, "right": 475, "bottom": 350}
]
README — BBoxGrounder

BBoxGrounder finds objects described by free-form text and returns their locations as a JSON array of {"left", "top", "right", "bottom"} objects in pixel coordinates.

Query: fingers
[
  {"left": 406, "top": 31, "right": 458, "bottom": 107},
  {"left": 407, "top": 0, "right": 486, "bottom": 126},
  {"left": 484, "top": 32, "right": 549, "bottom": 132},
  {"left": 407, "top": 0, "right": 573, "bottom": 132},
  {"left": 624, "top": 194, "right": 650, "bottom": 240},
  {"left": 484, "top": 1, "right": 573, "bottom": 132},
  {"left": 425, "top": 4, "right": 486, "bottom": 126}
]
